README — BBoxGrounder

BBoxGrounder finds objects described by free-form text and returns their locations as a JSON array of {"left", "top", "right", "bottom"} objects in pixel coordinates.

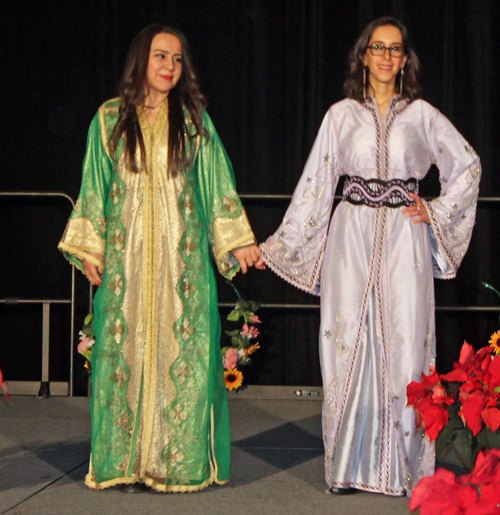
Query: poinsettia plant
[
  {"left": 407, "top": 341, "right": 500, "bottom": 470},
  {"left": 221, "top": 280, "right": 262, "bottom": 391},
  {"left": 407, "top": 282, "right": 500, "bottom": 470}
]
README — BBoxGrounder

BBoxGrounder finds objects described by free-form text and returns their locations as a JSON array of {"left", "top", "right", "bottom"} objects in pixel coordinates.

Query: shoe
[
  {"left": 327, "top": 486, "right": 357, "bottom": 495},
  {"left": 119, "top": 483, "right": 147, "bottom": 493}
]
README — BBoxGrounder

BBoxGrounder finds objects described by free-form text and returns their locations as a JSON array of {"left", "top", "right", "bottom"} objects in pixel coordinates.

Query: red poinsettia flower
[
  {"left": 486, "top": 355, "right": 500, "bottom": 391},
  {"left": 407, "top": 369, "right": 453, "bottom": 441},
  {"left": 464, "top": 449, "right": 500, "bottom": 485},
  {"left": 481, "top": 405, "right": 500, "bottom": 433},
  {"left": 407, "top": 369, "right": 442, "bottom": 406},
  {"left": 0, "top": 366, "right": 10, "bottom": 401},
  {"left": 412, "top": 450, "right": 500, "bottom": 514},
  {"left": 457, "top": 341, "right": 476, "bottom": 369},
  {"left": 409, "top": 467, "right": 463, "bottom": 513},
  {"left": 472, "top": 485, "right": 500, "bottom": 514},
  {"left": 420, "top": 399, "right": 453, "bottom": 441},
  {"left": 459, "top": 391, "right": 486, "bottom": 436},
  {"left": 440, "top": 368, "right": 468, "bottom": 383}
]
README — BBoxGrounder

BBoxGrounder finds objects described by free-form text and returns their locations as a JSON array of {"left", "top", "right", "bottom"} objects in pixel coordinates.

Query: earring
[
  {"left": 399, "top": 68, "right": 404, "bottom": 94},
  {"left": 363, "top": 67, "right": 367, "bottom": 99}
]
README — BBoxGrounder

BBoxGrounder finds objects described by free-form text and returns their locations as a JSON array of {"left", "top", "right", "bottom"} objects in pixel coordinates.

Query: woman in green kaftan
[{"left": 59, "top": 24, "right": 262, "bottom": 493}]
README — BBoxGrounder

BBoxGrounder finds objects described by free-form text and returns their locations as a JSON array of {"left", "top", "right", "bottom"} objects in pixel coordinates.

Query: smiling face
[
  {"left": 145, "top": 32, "right": 183, "bottom": 99},
  {"left": 364, "top": 24, "right": 407, "bottom": 92}
]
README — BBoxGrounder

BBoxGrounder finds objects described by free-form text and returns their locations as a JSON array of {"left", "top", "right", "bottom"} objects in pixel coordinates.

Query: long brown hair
[
  {"left": 344, "top": 17, "right": 421, "bottom": 103},
  {"left": 109, "top": 24, "right": 208, "bottom": 174}
]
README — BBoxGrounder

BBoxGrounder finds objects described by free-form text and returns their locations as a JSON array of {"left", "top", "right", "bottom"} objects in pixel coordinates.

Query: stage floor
[{"left": 0, "top": 396, "right": 414, "bottom": 515}]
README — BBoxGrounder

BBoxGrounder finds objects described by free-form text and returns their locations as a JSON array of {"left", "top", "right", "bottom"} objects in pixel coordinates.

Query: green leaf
[
  {"left": 227, "top": 309, "right": 241, "bottom": 322},
  {"left": 446, "top": 403, "right": 465, "bottom": 430},
  {"left": 477, "top": 426, "right": 500, "bottom": 449},
  {"left": 236, "top": 299, "right": 247, "bottom": 311},
  {"left": 231, "top": 336, "right": 241, "bottom": 347},
  {"left": 249, "top": 301, "right": 260, "bottom": 312},
  {"left": 81, "top": 325, "right": 94, "bottom": 338},
  {"left": 453, "top": 428, "right": 477, "bottom": 470},
  {"left": 225, "top": 329, "right": 240, "bottom": 337},
  {"left": 221, "top": 347, "right": 229, "bottom": 357},
  {"left": 435, "top": 424, "right": 457, "bottom": 454},
  {"left": 487, "top": 429, "right": 500, "bottom": 448},
  {"left": 84, "top": 313, "right": 94, "bottom": 326}
]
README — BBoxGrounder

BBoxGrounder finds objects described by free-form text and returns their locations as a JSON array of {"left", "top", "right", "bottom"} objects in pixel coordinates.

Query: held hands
[
  {"left": 231, "top": 244, "right": 266, "bottom": 274},
  {"left": 402, "top": 194, "right": 431, "bottom": 225}
]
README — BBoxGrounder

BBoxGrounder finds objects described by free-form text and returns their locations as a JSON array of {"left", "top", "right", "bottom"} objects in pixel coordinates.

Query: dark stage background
[{"left": 1, "top": 0, "right": 499, "bottom": 395}]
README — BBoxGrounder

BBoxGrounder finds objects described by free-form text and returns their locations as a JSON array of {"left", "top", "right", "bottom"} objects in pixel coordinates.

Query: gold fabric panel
[{"left": 119, "top": 101, "right": 185, "bottom": 482}]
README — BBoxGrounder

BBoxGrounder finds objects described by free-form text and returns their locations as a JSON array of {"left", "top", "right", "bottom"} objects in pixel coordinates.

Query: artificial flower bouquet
[
  {"left": 77, "top": 283, "right": 262, "bottom": 390},
  {"left": 77, "top": 313, "right": 95, "bottom": 372},
  {"left": 221, "top": 281, "right": 262, "bottom": 391}
]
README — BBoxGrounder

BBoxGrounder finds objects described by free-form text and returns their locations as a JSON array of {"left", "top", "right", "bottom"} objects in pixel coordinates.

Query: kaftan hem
[
  {"left": 84, "top": 472, "right": 228, "bottom": 493},
  {"left": 328, "top": 481, "right": 405, "bottom": 497}
]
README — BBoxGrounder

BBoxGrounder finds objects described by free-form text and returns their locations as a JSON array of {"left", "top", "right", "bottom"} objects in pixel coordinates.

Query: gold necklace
[{"left": 144, "top": 99, "right": 165, "bottom": 112}]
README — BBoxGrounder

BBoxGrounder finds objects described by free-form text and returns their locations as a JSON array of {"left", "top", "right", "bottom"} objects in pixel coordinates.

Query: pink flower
[
  {"left": 242, "top": 324, "right": 260, "bottom": 339},
  {"left": 224, "top": 347, "right": 238, "bottom": 369},
  {"left": 78, "top": 336, "right": 94, "bottom": 355},
  {"left": 248, "top": 315, "right": 261, "bottom": 324}
]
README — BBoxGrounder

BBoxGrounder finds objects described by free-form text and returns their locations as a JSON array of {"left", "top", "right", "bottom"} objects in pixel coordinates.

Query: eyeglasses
[{"left": 366, "top": 44, "right": 404, "bottom": 57}]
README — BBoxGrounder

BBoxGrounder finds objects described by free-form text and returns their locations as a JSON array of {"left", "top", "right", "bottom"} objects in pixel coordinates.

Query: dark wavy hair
[
  {"left": 109, "top": 24, "right": 208, "bottom": 174},
  {"left": 344, "top": 17, "right": 421, "bottom": 103}
]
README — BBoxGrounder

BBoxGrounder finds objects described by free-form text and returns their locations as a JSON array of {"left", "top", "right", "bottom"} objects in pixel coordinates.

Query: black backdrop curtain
[{"left": 1, "top": 0, "right": 499, "bottom": 394}]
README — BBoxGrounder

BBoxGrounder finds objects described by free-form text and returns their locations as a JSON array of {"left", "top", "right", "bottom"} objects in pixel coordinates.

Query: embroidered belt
[{"left": 342, "top": 175, "right": 418, "bottom": 208}]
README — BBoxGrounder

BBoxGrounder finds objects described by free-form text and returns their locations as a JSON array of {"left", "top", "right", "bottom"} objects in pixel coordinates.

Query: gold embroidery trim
[
  {"left": 58, "top": 241, "right": 103, "bottom": 270},
  {"left": 98, "top": 105, "right": 111, "bottom": 158},
  {"left": 212, "top": 210, "right": 256, "bottom": 262}
]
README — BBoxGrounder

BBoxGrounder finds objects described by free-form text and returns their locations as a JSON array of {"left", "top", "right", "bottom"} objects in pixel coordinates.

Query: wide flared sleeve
[
  {"left": 422, "top": 106, "right": 481, "bottom": 279},
  {"left": 195, "top": 111, "right": 256, "bottom": 279},
  {"left": 260, "top": 107, "right": 339, "bottom": 295},
  {"left": 58, "top": 108, "right": 113, "bottom": 272}
]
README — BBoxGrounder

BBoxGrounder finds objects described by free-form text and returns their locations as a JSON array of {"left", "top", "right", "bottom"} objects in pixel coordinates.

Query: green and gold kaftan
[{"left": 59, "top": 98, "right": 255, "bottom": 492}]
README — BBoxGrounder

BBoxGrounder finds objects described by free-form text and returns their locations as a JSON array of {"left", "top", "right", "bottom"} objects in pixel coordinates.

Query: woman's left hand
[
  {"left": 402, "top": 194, "right": 431, "bottom": 225},
  {"left": 231, "top": 244, "right": 264, "bottom": 273}
]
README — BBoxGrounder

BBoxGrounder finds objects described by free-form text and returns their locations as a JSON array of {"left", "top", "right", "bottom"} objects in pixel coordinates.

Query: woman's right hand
[{"left": 83, "top": 259, "right": 103, "bottom": 287}]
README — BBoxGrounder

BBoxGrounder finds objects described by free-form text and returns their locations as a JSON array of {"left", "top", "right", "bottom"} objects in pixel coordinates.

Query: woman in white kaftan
[{"left": 260, "top": 17, "right": 481, "bottom": 496}]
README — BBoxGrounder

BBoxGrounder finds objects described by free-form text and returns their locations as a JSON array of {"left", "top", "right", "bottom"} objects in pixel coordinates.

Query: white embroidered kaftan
[{"left": 260, "top": 97, "right": 481, "bottom": 496}]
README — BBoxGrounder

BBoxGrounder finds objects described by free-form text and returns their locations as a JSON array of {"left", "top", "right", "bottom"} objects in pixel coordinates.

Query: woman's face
[
  {"left": 363, "top": 25, "right": 407, "bottom": 90},
  {"left": 146, "top": 32, "right": 183, "bottom": 97}
]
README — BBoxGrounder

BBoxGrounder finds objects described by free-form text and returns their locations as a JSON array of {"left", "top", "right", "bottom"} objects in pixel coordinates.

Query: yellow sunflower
[
  {"left": 489, "top": 331, "right": 500, "bottom": 355},
  {"left": 224, "top": 368, "right": 243, "bottom": 391}
]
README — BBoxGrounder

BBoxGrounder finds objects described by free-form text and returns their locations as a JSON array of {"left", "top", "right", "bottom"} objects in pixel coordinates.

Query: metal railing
[
  {"left": 0, "top": 192, "right": 76, "bottom": 397},
  {"left": 1, "top": 191, "right": 497, "bottom": 398}
]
